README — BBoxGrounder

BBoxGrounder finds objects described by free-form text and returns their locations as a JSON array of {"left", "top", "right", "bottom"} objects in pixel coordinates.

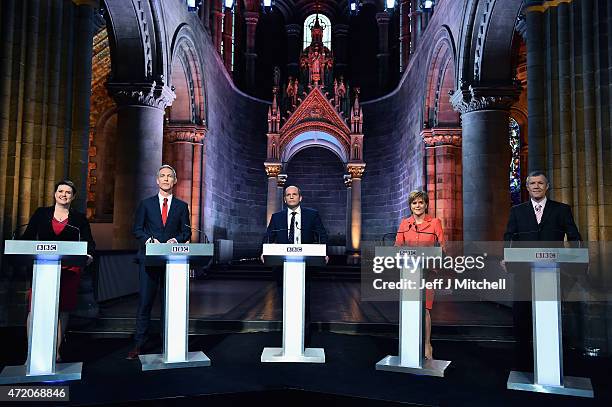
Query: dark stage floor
[
  {"left": 1, "top": 329, "right": 610, "bottom": 406},
  {"left": 85, "top": 278, "right": 514, "bottom": 341}
]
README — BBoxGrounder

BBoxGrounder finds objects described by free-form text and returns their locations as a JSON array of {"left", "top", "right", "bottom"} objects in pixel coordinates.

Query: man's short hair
[
  {"left": 157, "top": 164, "right": 177, "bottom": 179},
  {"left": 284, "top": 185, "right": 301, "bottom": 196},
  {"left": 526, "top": 171, "right": 549, "bottom": 186}
]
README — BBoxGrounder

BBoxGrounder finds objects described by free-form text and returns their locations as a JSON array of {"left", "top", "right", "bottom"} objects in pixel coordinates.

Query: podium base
[
  {"left": 260, "top": 347, "right": 325, "bottom": 363},
  {"left": 0, "top": 362, "right": 82, "bottom": 384},
  {"left": 375, "top": 355, "right": 450, "bottom": 377},
  {"left": 507, "top": 371, "right": 594, "bottom": 398},
  {"left": 139, "top": 351, "right": 211, "bottom": 371}
]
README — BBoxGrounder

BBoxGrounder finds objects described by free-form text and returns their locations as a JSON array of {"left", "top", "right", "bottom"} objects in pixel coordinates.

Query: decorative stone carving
[
  {"left": 421, "top": 127, "right": 462, "bottom": 147},
  {"left": 164, "top": 123, "right": 207, "bottom": 144},
  {"left": 108, "top": 81, "right": 176, "bottom": 109},
  {"left": 347, "top": 164, "right": 365, "bottom": 179},
  {"left": 264, "top": 163, "right": 282, "bottom": 177},
  {"left": 450, "top": 85, "right": 520, "bottom": 114},
  {"left": 343, "top": 174, "right": 352, "bottom": 188}
]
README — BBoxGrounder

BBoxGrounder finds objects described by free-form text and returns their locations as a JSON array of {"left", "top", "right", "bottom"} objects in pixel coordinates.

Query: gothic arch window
[
  {"left": 509, "top": 117, "right": 521, "bottom": 206},
  {"left": 303, "top": 14, "right": 331, "bottom": 50}
]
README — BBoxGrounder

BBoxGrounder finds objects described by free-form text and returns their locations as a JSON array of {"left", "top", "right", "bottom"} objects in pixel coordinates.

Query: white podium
[
  {"left": 505, "top": 247, "right": 593, "bottom": 398},
  {"left": 375, "top": 246, "right": 451, "bottom": 377},
  {"left": 138, "top": 243, "right": 214, "bottom": 371},
  {"left": 260, "top": 243, "right": 326, "bottom": 363},
  {"left": 0, "top": 240, "right": 87, "bottom": 384}
]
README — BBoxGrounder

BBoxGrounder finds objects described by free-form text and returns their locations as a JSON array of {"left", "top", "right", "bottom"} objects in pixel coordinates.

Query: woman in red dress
[
  {"left": 21, "top": 180, "right": 95, "bottom": 361},
  {"left": 395, "top": 190, "right": 445, "bottom": 360}
]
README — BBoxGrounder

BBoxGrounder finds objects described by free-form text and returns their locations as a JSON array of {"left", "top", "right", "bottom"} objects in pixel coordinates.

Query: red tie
[{"left": 162, "top": 198, "right": 168, "bottom": 226}]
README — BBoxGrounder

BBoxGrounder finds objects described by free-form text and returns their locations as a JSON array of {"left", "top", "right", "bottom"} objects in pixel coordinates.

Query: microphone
[
  {"left": 294, "top": 222, "right": 323, "bottom": 244},
  {"left": 12, "top": 224, "right": 29, "bottom": 239},
  {"left": 64, "top": 223, "right": 81, "bottom": 242},
  {"left": 380, "top": 232, "right": 398, "bottom": 246},
  {"left": 509, "top": 229, "right": 541, "bottom": 248},
  {"left": 264, "top": 228, "right": 290, "bottom": 244},
  {"left": 184, "top": 224, "right": 210, "bottom": 243},
  {"left": 412, "top": 224, "right": 440, "bottom": 247}
]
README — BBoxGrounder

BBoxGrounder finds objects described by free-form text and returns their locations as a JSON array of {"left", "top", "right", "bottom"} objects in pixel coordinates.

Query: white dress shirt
[
  {"left": 530, "top": 196, "right": 547, "bottom": 213},
  {"left": 158, "top": 193, "right": 173, "bottom": 214},
  {"left": 287, "top": 206, "right": 301, "bottom": 244}
]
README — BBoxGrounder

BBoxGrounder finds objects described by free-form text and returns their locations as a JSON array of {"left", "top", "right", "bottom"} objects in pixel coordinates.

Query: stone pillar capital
[
  {"left": 108, "top": 81, "right": 176, "bottom": 110},
  {"left": 376, "top": 12, "right": 391, "bottom": 25},
  {"left": 264, "top": 162, "right": 282, "bottom": 177},
  {"left": 450, "top": 85, "right": 520, "bottom": 114},
  {"left": 244, "top": 11, "right": 260, "bottom": 25},
  {"left": 420, "top": 127, "right": 462, "bottom": 147},
  {"left": 347, "top": 164, "right": 366, "bottom": 179},
  {"left": 164, "top": 123, "right": 207, "bottom": 144},
  {"left": 332, "top": 24, "right": 349, "bottom": 37},
  {"left": 72, "top": 0, "right": 99, "bottom": 7},
  {"left": 285, "top": 23, "right": 301, "bottom": 36}
]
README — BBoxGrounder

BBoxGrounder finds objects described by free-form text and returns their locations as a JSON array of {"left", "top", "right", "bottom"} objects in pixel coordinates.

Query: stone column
[
  {"left": 525, "top": 2, "right": 546, "bottom": 172},
  {"left": 421, "top": 127, "right": 463, "bottom": 241},
  {"left": 376, "top": 12, "right": 390, "bottom": 93},
  {"left": 244, "top": 11, "right": 259, "bottom": 93},
  {"left": 410, "top": 0, "right": 419, "bottom": 54},
  {"left": 108, "top": 82, "right": 175, "bottom": 249},
  {"left": 264, "top": 163, "right": 281, "bottom": 225},
  {"left": 70, "top": 0, "right": 96, "bottom": 210},
  {"left": 212, "top": 2, "right": 224, "bottom": 53},
  {"left": 347, "top": 164, "right": 365, "bottom": 253},
  {"left": 399, "top": 0, "right": 411, "bottom": 72},
  {"left": 286, "top": 24, "right": 301, "bottom": 78},
  {"left": 222, "top": 6, "right": 233, "bottom": 73},
  {"left": 344, "top": 175, "right": 352, "bottom": 253},
  {"left": 163, "top": 123, "right": 206, "bottom": 242},
  {"left": 450, "top": 86, "right": 518, "bottom": 241},
  {"left": 332, "top": 24, "right": 349, "bottom": 77},
  {"left": 199, "top": 0, "right": 211, "bottom": 30}
]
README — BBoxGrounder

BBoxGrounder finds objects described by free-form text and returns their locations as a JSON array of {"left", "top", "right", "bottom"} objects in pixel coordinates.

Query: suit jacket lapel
[
  {"left": 165, "top": 198, "right": 178, "bottom": 228},
  {"left": 539, "top": 200, "right": 553, "bottom": 227}
]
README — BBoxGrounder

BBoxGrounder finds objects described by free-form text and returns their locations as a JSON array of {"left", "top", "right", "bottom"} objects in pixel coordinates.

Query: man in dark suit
[
  {"left": 265, "top": 185, "right": 328, "bottom": 246},
  {"left": 263, "top": 185, "right": 328, "bottom": 344},
  {"left": 503, "top": 170, "right": 582, "bottom": 369},
  {"left": 127, "top": 165, "right": 191, "bottom": 359}
]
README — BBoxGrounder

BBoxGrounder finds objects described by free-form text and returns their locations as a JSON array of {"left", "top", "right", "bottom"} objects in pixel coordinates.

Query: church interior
[{"left": 0, "top": 0, "right": 611, "bottom": 404}]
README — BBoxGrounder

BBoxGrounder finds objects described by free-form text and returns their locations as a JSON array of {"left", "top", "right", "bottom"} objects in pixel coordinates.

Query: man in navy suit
[
  {"left": 503, "top": 170, "right": 582, "bottom": 369},
  {"left": 263, "top": 185, "right": 328, "bottom": 345},
  {"left": 127, "top": 165, "right": 191, "bottom": 359},
  {"left": 265, "top": 185, "right": 328, "bottom": 246}
]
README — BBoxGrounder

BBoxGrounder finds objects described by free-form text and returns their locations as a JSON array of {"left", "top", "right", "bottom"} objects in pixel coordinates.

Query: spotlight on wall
[
  {"left": 261, "top": 0, "right": 274, "bottom": 13},
  {"left": 186, "top": 0, "right": 202, "bottom": 12},
  {"left": 224, "top": 0, "right": 235, "bottom": 9},
  {"left": 349, "top": 0, "right": 360, "bottom": 15},
  {"left": 385, "top": 0, "right": 396, "bottom": 10},
  {"left": 420, "top": 0, "right": 435, "bottom": 10}
]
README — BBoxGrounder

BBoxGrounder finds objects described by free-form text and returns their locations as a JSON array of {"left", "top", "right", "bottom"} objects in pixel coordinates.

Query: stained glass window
[
  {"left": 303, "top": 14, "right": 331, "bottom": 50},
  {"left": 509, "top": 117, "right": 521, "bottom": 206}
]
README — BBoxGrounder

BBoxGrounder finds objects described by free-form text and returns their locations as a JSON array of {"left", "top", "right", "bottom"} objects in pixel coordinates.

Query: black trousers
[{"left": 135, "top": 266, "right": 165, "bottom": 347}]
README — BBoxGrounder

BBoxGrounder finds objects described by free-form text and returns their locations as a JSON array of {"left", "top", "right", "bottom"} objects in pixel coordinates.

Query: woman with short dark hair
[{"left": 20, "top": 180, "right": 95, "bottom": 362}]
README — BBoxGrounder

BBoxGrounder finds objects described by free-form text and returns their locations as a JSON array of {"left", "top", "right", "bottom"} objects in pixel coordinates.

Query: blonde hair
[{"left": 408, "top": 190, "right": 429, "bottom": 207}]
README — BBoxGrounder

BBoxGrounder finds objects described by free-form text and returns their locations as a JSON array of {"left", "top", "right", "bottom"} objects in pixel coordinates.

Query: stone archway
[
  {"left": 421, "top": 27, "right": 462, "bottom": 241},
  {"left": 264, "top": 86, "right": 365, "bottom": 254},
  {"left": 163, "top": 28, "right": 208, "bottom": 242}
]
